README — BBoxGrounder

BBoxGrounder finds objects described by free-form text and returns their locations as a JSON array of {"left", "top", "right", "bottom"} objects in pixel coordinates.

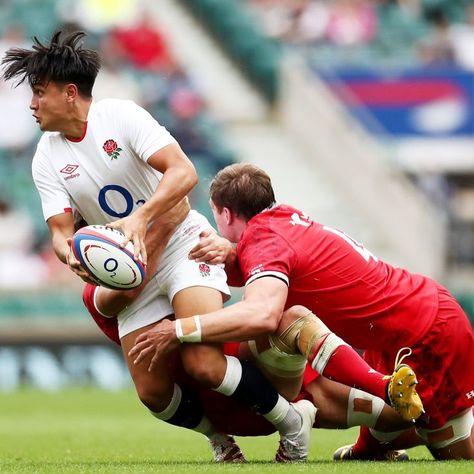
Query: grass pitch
[{"left": 0, "top": 388, "right": 471, "bottom": 473}]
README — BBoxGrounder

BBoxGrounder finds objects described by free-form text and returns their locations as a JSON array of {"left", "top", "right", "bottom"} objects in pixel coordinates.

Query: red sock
[
  {"left": 352, "top": 426, "right": 385, "bottom": 458},
  {"left": 310, "top": 338, "right": 388, "bottom": 400}
]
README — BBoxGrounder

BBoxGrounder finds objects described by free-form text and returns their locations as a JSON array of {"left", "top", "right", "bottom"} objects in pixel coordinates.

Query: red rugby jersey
[{"left": 235, "top": 205, "right": 438, "bottom": 351}]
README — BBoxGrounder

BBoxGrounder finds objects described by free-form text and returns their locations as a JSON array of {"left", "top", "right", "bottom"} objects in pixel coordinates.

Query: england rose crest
[
  {"left": 103, "top": 139, "right": 122, "bottom": 160},
  {"left": 199, "top": 263, "right": 210, "bottom": 277}
]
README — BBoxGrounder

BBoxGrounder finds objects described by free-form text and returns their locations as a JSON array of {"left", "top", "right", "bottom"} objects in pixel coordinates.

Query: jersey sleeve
[
  {"left": 31, "top": 147, "right": 73, "bottom": 221},
  {"left": 82, "top": 284, "right": 121, "bottom": 346},
  {"left": 118, "top": 100, "right": 177, "bottom": 162},
  {"left": 225, "top": 257, "right": 246, "bottom": 287},
  {"left": 238, "top": 225, "right": 297, "bottom": 287}
]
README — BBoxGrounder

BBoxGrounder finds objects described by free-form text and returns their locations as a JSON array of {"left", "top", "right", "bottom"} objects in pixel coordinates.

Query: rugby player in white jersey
[{"left": 1, "top": 30, "right": 318, "bottom": 462}]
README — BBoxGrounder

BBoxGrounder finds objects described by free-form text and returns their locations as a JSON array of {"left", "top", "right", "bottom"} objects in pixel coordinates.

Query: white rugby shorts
[{"left": 117, "top": 210, "right": 230, "bottom": 338}]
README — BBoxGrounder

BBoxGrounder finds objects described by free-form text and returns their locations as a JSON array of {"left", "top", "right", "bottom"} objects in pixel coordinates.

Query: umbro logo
[
  {"left": 60, "top": 164, "right": 79, "bottom": 174},
  {"left": 60, "top": 164, "right": 80, "bottom": 181}
]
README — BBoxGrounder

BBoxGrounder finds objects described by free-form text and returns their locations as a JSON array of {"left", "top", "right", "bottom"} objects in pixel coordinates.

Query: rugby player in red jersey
[{"left": 131, "top": 163, "right": 474, "bottom": 460}]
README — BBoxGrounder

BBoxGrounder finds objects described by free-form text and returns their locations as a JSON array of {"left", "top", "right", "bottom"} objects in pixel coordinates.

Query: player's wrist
[{"left": 175, "top": 316, "right": 202, "bottom": 343}]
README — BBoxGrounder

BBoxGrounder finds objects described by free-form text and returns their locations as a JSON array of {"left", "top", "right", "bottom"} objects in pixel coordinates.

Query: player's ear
[
  {"left": 223, "top": 207, "right": 233, "bottom": 225},
  {"left": 65, "top": 83, "right": 79, "bottom": 102}
]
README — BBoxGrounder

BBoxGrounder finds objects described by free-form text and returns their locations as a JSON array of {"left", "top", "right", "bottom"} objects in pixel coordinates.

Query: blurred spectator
[
  {"left": 247, "top": 0, "right": 297, "bottom": 40},
  {"left": 0, "top": 198, "right": 47, "bottom": 290},
  {"left": 112, "top": 15, "right": 175, "bottom": 72},
  {"left": 167, "top": 86, "right": 207, "bottom": 156},
  {"left": 417, "top": 8, "right": 455, "bottom": 68},
  {"left": 57, "top": 0, "right": 139, "bottom": 34},
  {"left": 450, "top": 4, "right": 474, "bottom": 71},
  {"left": 325, "top": 0, "right": 377, "bottom": 46},
  {"left": 248, "top": 0, "right": 329, "bottom": 44},
  {"left": 93, "top": 32, "right": 143, "bottom": 104},
  {"left": 396, "top": 0, "right": 422, "bottom": 17},
  {"left": 0, "top": 26, "right": 37, "bottom": 154}
]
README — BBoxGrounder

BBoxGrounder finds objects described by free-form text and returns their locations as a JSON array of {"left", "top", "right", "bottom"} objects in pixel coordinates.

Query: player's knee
[
  {"left": 274, "top": 306, "right": 329, "bottom": 357},
  {"left": 280, "top": 305, "right": 311, "bottom": 326},
  {"left": 181, "top": 346, "right": 224, "bottom": 388},
  {"left": 135, "top": 382, "right": 172, "bottom": 412},
  {"left": 417, "top": 408, "right": 474, "bottom": 458}
]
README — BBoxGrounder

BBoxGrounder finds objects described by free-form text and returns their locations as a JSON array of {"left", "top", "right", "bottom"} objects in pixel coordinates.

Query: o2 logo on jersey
[{"left": 98, "top": 184, "right": 145, "bottom": 218}]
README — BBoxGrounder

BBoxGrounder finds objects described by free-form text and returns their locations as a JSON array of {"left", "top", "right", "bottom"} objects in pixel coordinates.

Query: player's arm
[
  {"left": 106, "top": 142, "right": 197, "bottom": 263},
  {"left": 47, "top": 212, "right": 95, "bottom": 282},
  {"left": 95, "top": 197, "right": 191, "bottom": 316},
  {"left": 129, "top": 276, "right": 289, "bottom": 368}
]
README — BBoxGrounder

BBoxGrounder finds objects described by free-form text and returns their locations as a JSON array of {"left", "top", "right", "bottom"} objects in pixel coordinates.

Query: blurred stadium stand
[
  {"left": 178, "top": 0, "right": 474, "bottom": 308},
  {"left": 0, "top": 0, "right": 473, "bottom": 389}
]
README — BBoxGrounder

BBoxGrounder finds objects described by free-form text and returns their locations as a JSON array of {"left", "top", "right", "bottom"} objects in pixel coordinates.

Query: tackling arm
[{"left": 129, "top": 276, "right": 289, "bottom": 368}]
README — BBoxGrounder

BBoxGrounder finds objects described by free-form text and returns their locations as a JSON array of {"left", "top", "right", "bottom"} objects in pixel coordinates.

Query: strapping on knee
[
  {"left": 248, "top": 340, "right": 306, "bottom": 378},
  {"left": 416, "top": 409, "right": 474, "bottom": 449},
  {"left": 272, "top": 310, "right": 330, "bottom": 359}
]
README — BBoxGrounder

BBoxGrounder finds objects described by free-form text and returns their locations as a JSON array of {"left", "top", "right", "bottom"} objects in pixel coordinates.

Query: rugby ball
[{"left": 72, "top": 225, "right": 145, "bottom": 290}]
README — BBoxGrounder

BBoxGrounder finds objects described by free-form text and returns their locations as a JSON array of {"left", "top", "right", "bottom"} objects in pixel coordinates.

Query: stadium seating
[{"left": 178, "top": 0, "right": 281, "bottom": 101}]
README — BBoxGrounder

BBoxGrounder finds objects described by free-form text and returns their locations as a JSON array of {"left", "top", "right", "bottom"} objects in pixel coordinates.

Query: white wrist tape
[{"left": 175, "top": 316, "right": 202, "bottom": 343}]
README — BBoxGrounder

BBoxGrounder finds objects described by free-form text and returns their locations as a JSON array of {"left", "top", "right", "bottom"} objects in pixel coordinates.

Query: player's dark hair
[
  {"left": 2, "top": 30, "right": 100, "bottom": 97},
  {"left": 210, "top": 163, "right": 276, "bottom": 220}
]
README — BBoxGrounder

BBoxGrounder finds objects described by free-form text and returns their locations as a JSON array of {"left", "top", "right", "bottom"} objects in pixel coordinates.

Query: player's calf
[{"left": 273, "top": 306, "right": 425, "bottom": 423}]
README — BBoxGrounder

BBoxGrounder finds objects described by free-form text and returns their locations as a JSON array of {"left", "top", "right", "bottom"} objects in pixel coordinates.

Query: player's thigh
[
  {"left": 121, "top": 322, "right": 175, "bottom": 406},
  {"left": 173, "top": 286, "right": 228, "bottom": 385},
  {"left": 172, "top": 285, "right": 225, "bottom": 317}
]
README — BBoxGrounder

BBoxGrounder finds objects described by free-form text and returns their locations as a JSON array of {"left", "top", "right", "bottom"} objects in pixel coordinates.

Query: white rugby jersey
[{"left": 32, "top": 99, "right": 176, "bottom": 225}]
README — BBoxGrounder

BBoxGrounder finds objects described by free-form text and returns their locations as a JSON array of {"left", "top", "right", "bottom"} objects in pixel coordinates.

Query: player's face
[
  {"left": 30, "top": 81, "right": 70, "bottom": 132},
  {"left": 210, "top": 199, "right": 233, "bottom": 241}
]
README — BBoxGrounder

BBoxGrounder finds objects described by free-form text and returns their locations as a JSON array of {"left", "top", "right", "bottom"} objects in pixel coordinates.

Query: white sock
[{"left": 264, "top": 396, "right": 301, "bottom": 436}]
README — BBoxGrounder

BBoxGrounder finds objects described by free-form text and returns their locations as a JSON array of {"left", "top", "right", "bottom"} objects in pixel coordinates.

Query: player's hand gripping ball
[{"left": 72, "top": 225, "right": 146, "bottom": 290}]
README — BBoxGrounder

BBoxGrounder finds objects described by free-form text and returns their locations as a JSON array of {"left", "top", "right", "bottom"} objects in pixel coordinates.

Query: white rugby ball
[{"left": 72, "top": 225, "right": 145, "bottom": 290}]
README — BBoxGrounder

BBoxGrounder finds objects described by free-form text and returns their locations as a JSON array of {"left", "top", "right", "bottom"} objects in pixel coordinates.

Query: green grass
[{"left": 0, "top": 388, "right": 470, "bottom": 473}]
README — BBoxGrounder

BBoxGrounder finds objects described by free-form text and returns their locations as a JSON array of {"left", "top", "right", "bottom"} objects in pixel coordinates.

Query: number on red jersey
[{"left": 323, "top": 226, "right": 378, "bottom": 263}]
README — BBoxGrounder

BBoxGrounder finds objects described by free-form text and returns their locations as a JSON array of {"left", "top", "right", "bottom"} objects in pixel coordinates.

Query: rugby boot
[
  {"left": 275, "top": 399, "right": 316, "bottom": 463},
  {"left": 208, "top": 434, "right": 246, "bottom": 463},
  {"left": 386, "top": 347, "right": 424, "bottom": 422},
  {"left": 333, "top": 444, "right": 409, "bottom": 461}
]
